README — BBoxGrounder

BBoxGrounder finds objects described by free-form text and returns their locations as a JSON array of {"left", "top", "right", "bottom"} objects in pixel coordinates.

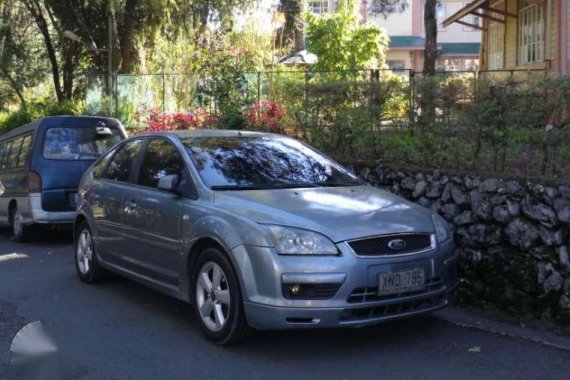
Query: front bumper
[{"left": 232, "top": 238, "right": 458, "bottom": 330}]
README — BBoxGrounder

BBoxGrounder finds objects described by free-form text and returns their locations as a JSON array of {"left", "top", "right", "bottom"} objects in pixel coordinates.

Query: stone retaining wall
[{"left": 351, "top": 165, "right": 570, "bottom": 325}]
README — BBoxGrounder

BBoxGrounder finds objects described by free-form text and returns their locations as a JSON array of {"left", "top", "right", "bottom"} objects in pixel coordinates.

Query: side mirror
[{"left": 157, "top": 174, "right": 180, "bottom": 193}]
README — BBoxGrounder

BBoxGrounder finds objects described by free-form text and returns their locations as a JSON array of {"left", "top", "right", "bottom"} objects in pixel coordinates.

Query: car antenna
[{"left": 237, "top": 130, "right": 242, "bottom": 136}]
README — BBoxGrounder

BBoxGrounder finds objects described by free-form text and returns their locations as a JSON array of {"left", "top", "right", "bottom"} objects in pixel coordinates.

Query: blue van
[{"left": 0, "top": 116, "right": 127, "bottom": 241}]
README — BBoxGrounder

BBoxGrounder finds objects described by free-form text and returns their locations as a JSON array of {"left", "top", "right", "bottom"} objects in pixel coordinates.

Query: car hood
[{"left": 213, "top": 185, "right": 434, "bottom": 242}]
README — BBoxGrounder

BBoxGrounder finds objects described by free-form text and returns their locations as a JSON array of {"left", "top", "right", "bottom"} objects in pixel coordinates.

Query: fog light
[{"left": 289, "top": 284, "right": 301, "bottom": 295}]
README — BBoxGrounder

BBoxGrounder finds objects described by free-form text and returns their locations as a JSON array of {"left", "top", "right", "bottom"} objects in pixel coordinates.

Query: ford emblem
[{"left": 388, "top": 239, "right": 407, "bottom": 250}]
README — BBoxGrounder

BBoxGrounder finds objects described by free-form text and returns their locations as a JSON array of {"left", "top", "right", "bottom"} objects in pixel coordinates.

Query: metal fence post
[{"left": 162, "top": 73, "right": 166, "bottom": 114}]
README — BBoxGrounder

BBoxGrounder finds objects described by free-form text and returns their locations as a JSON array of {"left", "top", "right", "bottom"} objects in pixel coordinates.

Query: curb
[{"left": 433, "top": 307, "right": 570, "bottom": 352}]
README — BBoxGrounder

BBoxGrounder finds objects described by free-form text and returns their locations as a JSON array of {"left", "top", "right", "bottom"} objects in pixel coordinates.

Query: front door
[{"left": 121, "top": 138, "right": 187, "bottom": 288}]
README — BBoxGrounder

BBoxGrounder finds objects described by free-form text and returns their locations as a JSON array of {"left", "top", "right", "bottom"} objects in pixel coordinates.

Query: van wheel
[
  {"left": 191, "top": 247, "right": 251, "bottom": 345},
  {"left": 11, "top": 206, "right": 32, "bottom": 243},
  {"left": 75, "top": 221, "right": 106, "bottom": 283}
]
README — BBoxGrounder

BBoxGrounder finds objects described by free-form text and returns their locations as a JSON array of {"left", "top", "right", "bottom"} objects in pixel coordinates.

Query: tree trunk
[
  {"left": 119, "top": 0, "right": 137, "bottom": 73},
  {"left": 423, "top": 0, "right": 437, "bottom": 76},
  {"left": 23, "top": 0, "right": 64, "bottom": 102},
  {"left": 281, "top": 0, "right": 305, "bottom": 51},
  {"left": 62, "top": 40, "right": 75, "bottom": 100},
  {"left": 420, "top": 0, "right": 438, "bottom": 125},
  {"left": 2, "top": 69, "right": 26, "bottom": 108}
]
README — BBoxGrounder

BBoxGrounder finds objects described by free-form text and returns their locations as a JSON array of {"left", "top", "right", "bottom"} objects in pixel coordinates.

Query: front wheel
[
  {"left": 75, "top": 222, "right": 106, "bottom": 283},
  {"left": 191, "top": 247, "right": 251, "bottom": 345},
  {"left": 11, "top": 206, "right": 32, "bottom": 242}
]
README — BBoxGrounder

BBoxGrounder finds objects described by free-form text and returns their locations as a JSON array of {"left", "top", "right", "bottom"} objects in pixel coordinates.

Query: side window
[
  {"left": 1, "top": 141, "right": 13, "bottom": 170},
  {"left": 104, "top": 139, "right": 144, "bottom": 182},
  {"left": 6, "top": 138, "right": 23, "bottom": 169},
  {"left": 17, "top": 135, "right": 33, "bottom": 167},
  {"left": 138, "top": 139, "right": 185, "bottom": 189},
  {"left": 91, "top": 148, "right": 116, "bottom": 179},
  {"left": 0, "top": 143, "right": 6, "bottom": 169}
]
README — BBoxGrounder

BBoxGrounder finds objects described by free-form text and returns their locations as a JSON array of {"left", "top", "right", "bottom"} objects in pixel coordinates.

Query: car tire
[
  {"left": 191, "top": 247, "right": 251, "bottom": 345},
  {"left": 74, "top": 221, "right": 106, "bottom": 283},
  {"left": 10, "top": 205, "right": 32, "bottom": 243}
]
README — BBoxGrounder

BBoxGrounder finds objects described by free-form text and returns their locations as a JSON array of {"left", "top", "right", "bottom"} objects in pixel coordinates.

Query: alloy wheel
[
  {"left": 196, "top": 261, "right": 231, "bottom": 332},
  {"left": 76, "top": 229, "right": 93, "bottom": 275}
]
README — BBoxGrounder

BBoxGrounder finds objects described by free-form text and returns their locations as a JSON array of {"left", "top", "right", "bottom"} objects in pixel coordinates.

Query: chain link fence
[{"left": 83, "top": 68, "right": 570, "bottom": 180}]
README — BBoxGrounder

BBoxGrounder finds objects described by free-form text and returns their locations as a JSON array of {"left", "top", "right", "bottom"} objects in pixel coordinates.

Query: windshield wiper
[{"left": 210, "top": 183, "right": 320, "bottom": 191}]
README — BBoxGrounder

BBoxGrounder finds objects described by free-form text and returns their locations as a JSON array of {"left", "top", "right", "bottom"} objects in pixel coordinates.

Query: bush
[{"left": 0, "top": 99, "right": 85, "bottom": 133}]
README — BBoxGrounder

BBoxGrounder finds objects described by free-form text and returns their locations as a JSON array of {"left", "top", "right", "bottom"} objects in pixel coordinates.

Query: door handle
[{"left": 125, "top": 200, "right": 137, "bottom": 209}]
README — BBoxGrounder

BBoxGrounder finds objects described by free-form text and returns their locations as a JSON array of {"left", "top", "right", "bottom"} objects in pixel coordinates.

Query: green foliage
[
  {"left": 0, "top": 98, "right": 85, "bottom": 133},
  {"left": 305, "top": 0, "right": 389, "bottom": 73},
  {"left": 0, "top": 1, "right": 50, "bottom": 109}
]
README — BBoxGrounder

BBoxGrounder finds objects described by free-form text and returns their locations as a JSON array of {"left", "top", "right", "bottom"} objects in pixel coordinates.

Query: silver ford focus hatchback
[{"left": 74, "top": 130, "right": 458, "bottom": 345}]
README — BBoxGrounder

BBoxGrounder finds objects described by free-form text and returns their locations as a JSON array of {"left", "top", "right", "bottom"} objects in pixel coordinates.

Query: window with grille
[
  {"left": 518, "top": 2, "right": 544, "bottom": 64},
  {"left": 308, "top": 0, "right": 329, "bottom": 14}
]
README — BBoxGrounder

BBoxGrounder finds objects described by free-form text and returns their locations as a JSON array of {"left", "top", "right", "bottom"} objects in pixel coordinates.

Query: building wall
[
  {"left": 482, "top": 0, "right": 558, "bottom": 72},
  {"left": 433, "top": 1, "right": 482, "bottom": 43}
]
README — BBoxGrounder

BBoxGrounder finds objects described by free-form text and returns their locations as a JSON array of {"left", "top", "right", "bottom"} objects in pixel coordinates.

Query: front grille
[
  {"left": 348, "top": 233, "right": 433, "bottom": 256},
  {"left": 282, "top": 283, "right": 342, "bottom": 300},
  {"left": 347, "top": 277, "right": 444, "bottom": 303},
  {"left": 339, "top": 294, "right": 447, "bottom": 322}
]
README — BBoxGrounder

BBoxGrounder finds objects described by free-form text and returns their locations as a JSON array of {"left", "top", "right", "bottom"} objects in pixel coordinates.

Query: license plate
[{"left": 378, "top": 269, "right": 425, "bottom": 295}]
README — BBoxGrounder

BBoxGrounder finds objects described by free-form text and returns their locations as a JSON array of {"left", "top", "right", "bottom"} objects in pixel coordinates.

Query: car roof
[{"left": 136, "top": 129, "right": 284, "bottom": 139}]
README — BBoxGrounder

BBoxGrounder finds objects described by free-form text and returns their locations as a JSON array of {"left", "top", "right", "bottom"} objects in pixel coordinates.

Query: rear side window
[
  {"left": 44, "top": 127, "right": 122, "bottom": 160},
  {"left": 0, "top": 142, "right": 7, "bottom": 169},
  {"left": 5, "top": 138, "right": 23, "bottom": 169},
  {"left": 104, "top": 139, "right": 144, "bottom": 182},
  {"left": 138, "top": 139, "right": 185, "bottom": 189},
  {"left": 17, "top": 135, "right": 33, "bottom": 167}
]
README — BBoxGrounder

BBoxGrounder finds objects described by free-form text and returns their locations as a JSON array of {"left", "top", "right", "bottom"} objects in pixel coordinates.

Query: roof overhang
[{"left": 442, "top": 0, "right": 518, "bottom": 30}]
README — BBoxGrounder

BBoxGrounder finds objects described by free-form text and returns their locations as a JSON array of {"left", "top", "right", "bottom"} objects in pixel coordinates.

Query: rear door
[
  {"left": 120, "top": 138, "right": 187, "bottom": 287},
  {"left": 34, "top": 120, "right": 125, "bottom": 212},
  {"left": 94, "top": 139, "right": 145, "bottom": 263}
]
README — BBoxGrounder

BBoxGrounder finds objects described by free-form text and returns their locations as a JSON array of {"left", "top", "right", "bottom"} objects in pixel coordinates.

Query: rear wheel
[
  {"left": 191, "top": 247, "right": 251, "bottom": 345},
  {"left": 75, "top": 222, "right": 106, "bottom": 283},
  {"left": 10, "top": 205, "right": 32, "bottom": 242}
]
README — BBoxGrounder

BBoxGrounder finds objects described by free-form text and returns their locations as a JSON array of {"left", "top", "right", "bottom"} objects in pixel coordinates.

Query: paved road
[{"left": 1, "top": 229, "right": 569, "bottom": 380}]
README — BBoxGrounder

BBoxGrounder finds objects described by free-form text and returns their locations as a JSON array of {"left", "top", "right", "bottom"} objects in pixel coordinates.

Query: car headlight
[
  {"left": 265, "top": 225, "right": 338, "bottom": 255},
  {"left": 432, "top": 213, "right": 451, "bottom": 243}
]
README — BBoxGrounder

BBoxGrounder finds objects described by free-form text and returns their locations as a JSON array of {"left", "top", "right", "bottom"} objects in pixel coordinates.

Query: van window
[
  {"left": 44, "top": 127, "right": 122, "bottom": 160},
  {"left": 5, "top": 138, "right": 23, "bottom": 169},
  {"left": 104, "top": 139, "right": 144, "bottom": 182},
  {"left": 0, "top": 142, "right": 6, "bottom": 169},
  {"left": 17, "top": 135, "right": 33, "bottom": 167},
  {"left": 1, "top": 141, "right": 13, "bottom": 169}
]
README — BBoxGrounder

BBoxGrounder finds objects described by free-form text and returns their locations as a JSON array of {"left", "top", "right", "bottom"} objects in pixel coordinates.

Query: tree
[
  {"left": 280, "top": 0, "right": 305, "bottom": 52},
  {"left": 423, "top": 0, "right": 437, "bottom": 75},
  {"left": 0, "top": 1, "right": 48, "bottom": 108},
  {"left": 420, "top": 0, "right": 438, "bottom": 125},
  {"left": 305, "top": 0, "right": 388, "bottom": 73}
]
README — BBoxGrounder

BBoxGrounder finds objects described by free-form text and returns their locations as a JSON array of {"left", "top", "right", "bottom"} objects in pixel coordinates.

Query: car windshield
[
  {"left": 181, "top": 135, "right": 361, "bottom": 190},
  {"left": 44, "top": 127, "right": 123, "bottom": 160}
]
